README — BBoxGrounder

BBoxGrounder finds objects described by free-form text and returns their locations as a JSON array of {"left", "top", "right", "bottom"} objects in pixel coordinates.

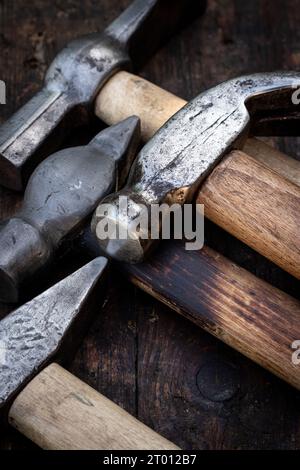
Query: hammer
[
  {"left": 1, "top": 0, "right": 298, "bottom": 277},
  {"left": 93, "top": 71, "right": 300, "bottom": 279},
  {"left": 79, "top": 233, "right": 300, "bottom": 392},
  {"left": 0, "top": 112, "right": 300, "bottom": 394},
  {"left": 0, "top": 113, "right": 299, "bottom": 394},
  {"left": 0, "top": 89, "right": 299, "bottom": 392},
  {"left": 0, "top": 117, "right": 141, "bottom": 303},
  {"left": 0, "top": 258, "right": 178, "bottom": 450},
  {"left": 0, "top": 0, "right": 206, "bottom": 191}
]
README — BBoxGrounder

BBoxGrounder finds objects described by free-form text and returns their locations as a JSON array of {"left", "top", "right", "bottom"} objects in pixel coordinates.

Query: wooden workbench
[{"left": 0, "top": 0, "right": 300, "bottom": 449}]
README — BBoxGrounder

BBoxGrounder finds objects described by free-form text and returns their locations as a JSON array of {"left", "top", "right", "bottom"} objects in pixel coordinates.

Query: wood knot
[{"left": 196, "top": 357, "right": 240, "bottom": 402}]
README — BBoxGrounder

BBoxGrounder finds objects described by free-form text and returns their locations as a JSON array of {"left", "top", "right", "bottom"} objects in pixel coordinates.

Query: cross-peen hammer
[
  {"left": 0, "top": 0, "right": 206, "bottom": 191},
  {"left": 0, "top": 0, "right": 298, "bottom": 277},
  {"left": 0, "top": 258, "right": 178, "bottom": 450},
  {"left": 0, "top": 113, "right": 299, "bottom": 393},
  {"left": 93, "top": 71, "right": 300, "bottom": 279},
  {"left": 0, "top": 0, "right": 298, "bottom": 396}
]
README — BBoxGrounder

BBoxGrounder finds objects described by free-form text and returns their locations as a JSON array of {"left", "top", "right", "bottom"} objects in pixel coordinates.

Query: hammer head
[
  {"left": 92, "top": 71, "right": 300, "bottom": 263},
  {"left": 0, "top": 0, "right": 207, "bottom": 190},
  {"left": 0, "top": 117, "right": 140, "bottom": 303},
  {"left": 0, "top": 257, "right": 109, "bottom": 421}
]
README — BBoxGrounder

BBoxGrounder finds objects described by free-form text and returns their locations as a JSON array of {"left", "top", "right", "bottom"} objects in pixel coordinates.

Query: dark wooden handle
[{"left": 123, "top": 241, "right": 300, "bottom": 390}]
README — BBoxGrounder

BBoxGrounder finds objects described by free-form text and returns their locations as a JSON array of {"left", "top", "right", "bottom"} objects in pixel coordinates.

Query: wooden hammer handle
[
  {"left": 198, "top": 150, "right": 300, "bottom": 279},
  {"left": 124, "top": 241, "right": 300, "bottom": 391},
  {"left": 9, "top": 364, "right": 179, "bottom": 450},
  {"left": 95, "top": 72, "right": 300, "bottom": 279}
]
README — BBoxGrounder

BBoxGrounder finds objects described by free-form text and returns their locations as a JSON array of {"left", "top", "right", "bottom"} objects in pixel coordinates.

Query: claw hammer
[{"left": 94, "top": 71, "right": 300, "bottom": 279}]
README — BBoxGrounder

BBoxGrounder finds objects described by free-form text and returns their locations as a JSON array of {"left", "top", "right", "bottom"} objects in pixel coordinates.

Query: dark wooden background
[{"left": 1, "top": 0, "right": 300, "bottom": 450}]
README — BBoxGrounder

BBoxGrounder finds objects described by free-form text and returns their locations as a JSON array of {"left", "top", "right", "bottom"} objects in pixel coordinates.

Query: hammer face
[{"left": 0, "top": 257, "right": 109, "bottom": 420}]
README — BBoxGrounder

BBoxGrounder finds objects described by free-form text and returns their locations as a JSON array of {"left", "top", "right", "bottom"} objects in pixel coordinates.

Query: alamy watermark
[
  {"left": 95, "top": 196, "right": 205, "bottom": 251},
  {"left": 0, "top": 80, "right": 6, "bottom": 104},
  {"left": 291, "top": 340, "right": 300, "bottom": 365},
  {"left": 291, "top": 80, "right": 300, "bottom": 105}
]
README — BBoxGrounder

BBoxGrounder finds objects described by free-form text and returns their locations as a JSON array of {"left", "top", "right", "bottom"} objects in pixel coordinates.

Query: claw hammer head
[
  {"left": 92, "top": 71, "right": 300, "bottom": 263},
  {"left": 0, "top": 257, "right": 109, "bottom": 421},
  {"left": 0, "top": 0, "right": 206, "bottom": 190}
]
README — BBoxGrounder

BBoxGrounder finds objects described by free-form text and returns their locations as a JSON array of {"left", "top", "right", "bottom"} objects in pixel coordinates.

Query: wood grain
[
  {"left": 9, "top": 364, "right": 179, "bottom": 450},
  {"left": 198, "top": 151, "right": 300, "bottom": 279},
  {"left": 2, "top": 0, "right": 300, "bottom": 451},
  {"left": 96, "top": 71, "right": 187, "bottom": 141},
  {"left": 244, "top": 138, "right": 300, "bottom": 187},
  {"left": 123, "top": 241, "right": 300, "bottom": 390}
]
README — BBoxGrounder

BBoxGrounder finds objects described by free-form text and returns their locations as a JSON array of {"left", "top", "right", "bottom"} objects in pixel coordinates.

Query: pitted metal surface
[
  {"left": 0, "top": 0, "right": 206, "bottom": 190},
  {"left": 0, "top": 117, "right": 140, "bottom": 303},
  {"left": 132, "top": 72, "right": 300, "bottom": 201},
  {"left": 0, "top": 257, "right": 108, "bottom": 414},
  {"left": 92, "top": 72, "right": 300, "bottom": 263}
]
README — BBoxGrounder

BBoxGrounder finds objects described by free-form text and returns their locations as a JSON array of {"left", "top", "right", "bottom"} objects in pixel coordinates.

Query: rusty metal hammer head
[
  {"left": 0, "top": 0, "right": 206, "bottom": 190},
  {"left": 0, "top": 257, "right": 109, "bottom": 421},
  {"left": 0, "top": 117, "right": 140, "bottom": 303},
  {"left": 92, "top": 71, "right": 300, "bottom": 263}
]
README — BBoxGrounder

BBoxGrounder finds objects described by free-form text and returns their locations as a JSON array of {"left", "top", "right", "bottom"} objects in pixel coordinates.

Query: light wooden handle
[
  {"left": 95, "top": 71, "right": 300, "bottom": 278},
  {"left": 96, "top": 72, "right": 187, "bottom": 142},
  {"left": 9, "top": 364, "right": 179, "bottom": 450}
]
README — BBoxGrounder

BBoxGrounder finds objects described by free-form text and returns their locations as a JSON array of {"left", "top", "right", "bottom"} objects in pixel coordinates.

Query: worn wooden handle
[
  {"left": 95, "top": 71, "right": 300, "bottom": 278},
  {"left": 9, "top": 364, "right": 179, "bottom": 450},
  {"left": 198, "top": 150, "right": 300, "bottom": 279},
  {"left": 244, "top": 137, "right": 300, "bottom": 188},
  {"left": 123, "top": 241, "right": 300, "bottom": 390}
]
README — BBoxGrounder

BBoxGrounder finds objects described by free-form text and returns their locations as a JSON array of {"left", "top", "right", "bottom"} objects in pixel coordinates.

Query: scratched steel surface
[
  {"left": 0, "top": 0, "right": 206, "bottom": 190},
  {"left": 0, "top": 117, "right": 139, "bottom": 303},
  {"left": 0, "top": 257, "right": 108, "bottom": 414},
  {"left": 94, "top": 71, "right": 300, "bottom": 262}
]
